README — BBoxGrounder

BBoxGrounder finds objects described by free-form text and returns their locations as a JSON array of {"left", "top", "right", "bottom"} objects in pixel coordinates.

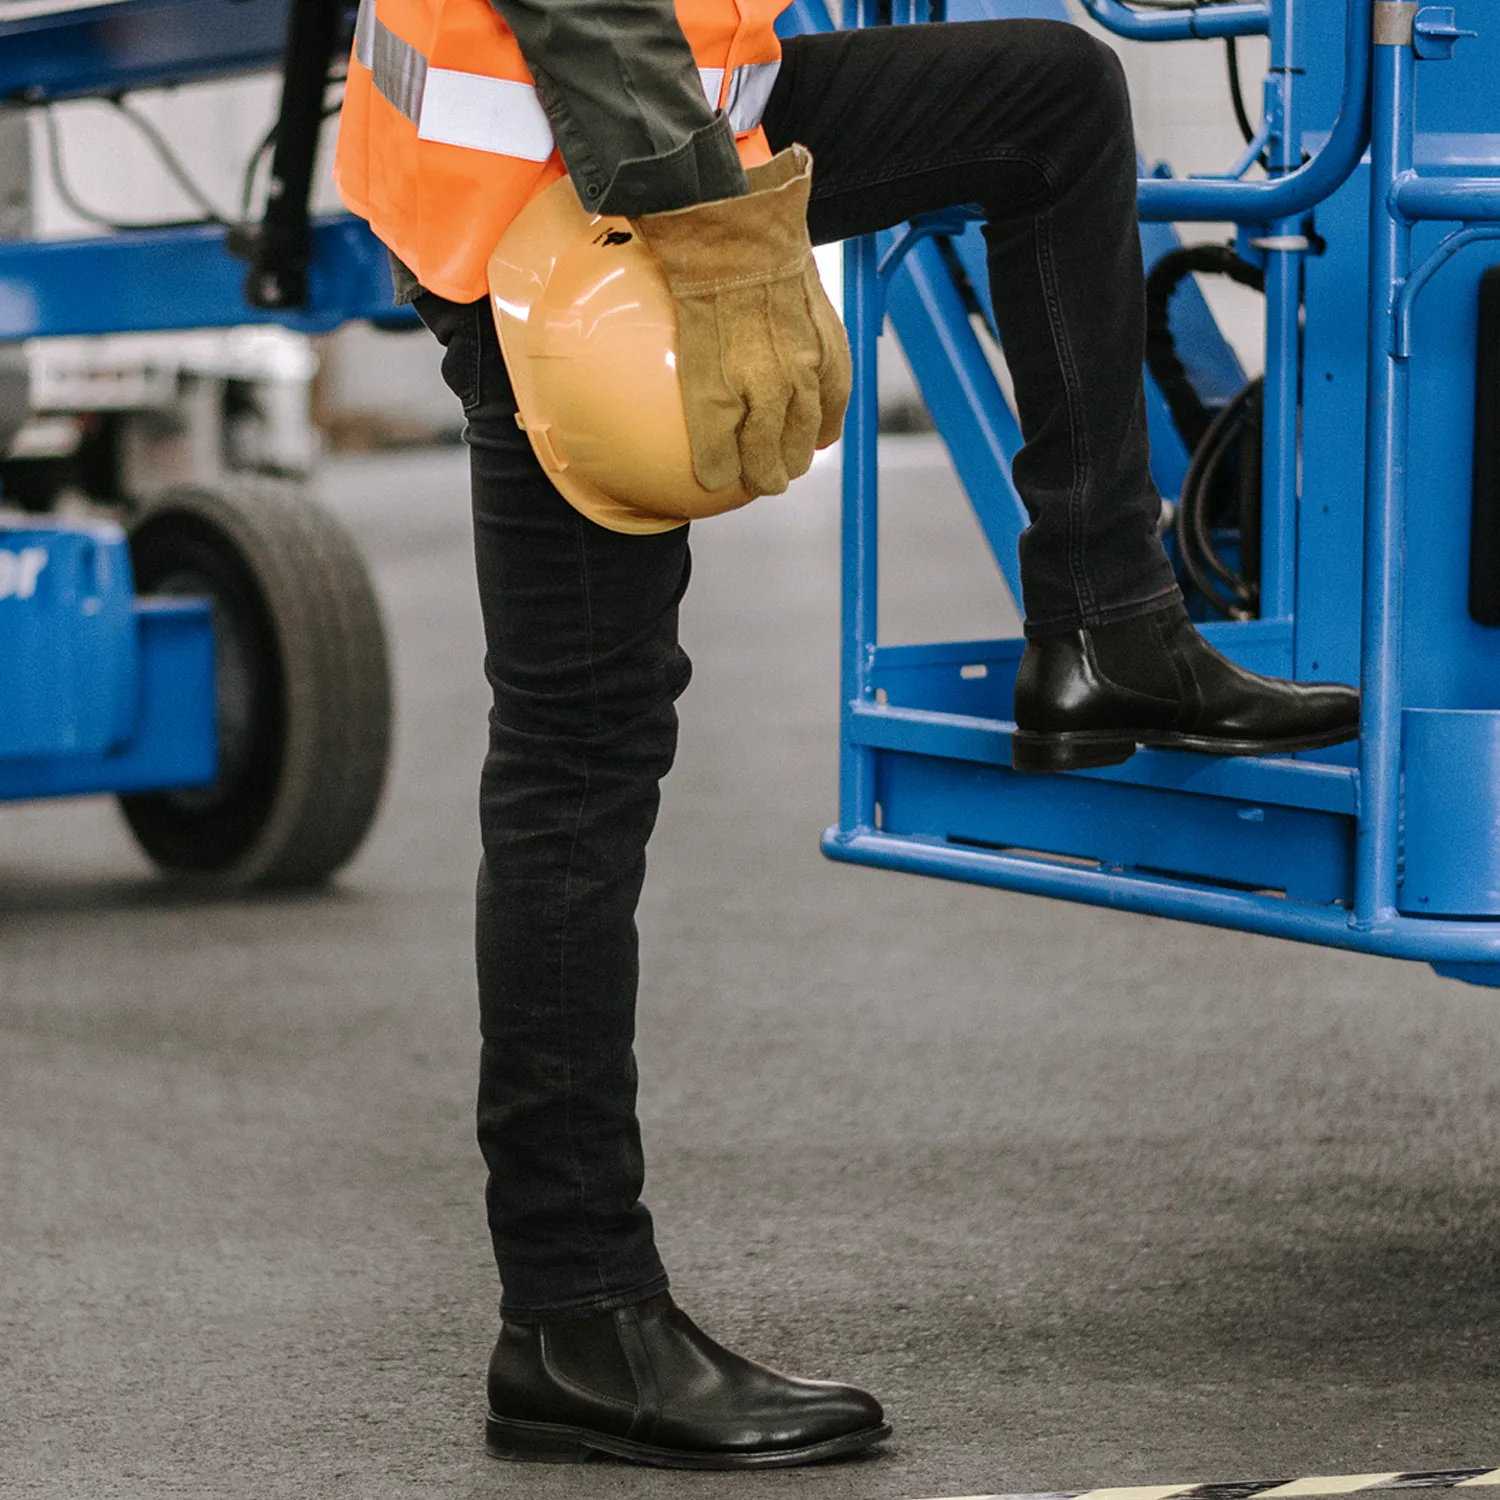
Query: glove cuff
[{"left": 630, "top": 145, "right": 816, "bottom": 294}]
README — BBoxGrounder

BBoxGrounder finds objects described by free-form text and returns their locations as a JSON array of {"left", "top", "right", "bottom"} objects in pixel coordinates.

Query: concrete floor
[{"left": 4, "top": 437, "right": 1500, "bottom": 1500}]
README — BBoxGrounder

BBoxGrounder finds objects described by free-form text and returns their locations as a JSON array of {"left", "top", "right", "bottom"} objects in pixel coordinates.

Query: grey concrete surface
[{"left": 4, "top": 436, "right": 1500, "bottom": 1500}]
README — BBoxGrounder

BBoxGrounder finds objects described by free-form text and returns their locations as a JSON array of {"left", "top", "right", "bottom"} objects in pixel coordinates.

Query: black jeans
[{"left": 416, "top": 18, "right": 1178, "bottom": 1322}]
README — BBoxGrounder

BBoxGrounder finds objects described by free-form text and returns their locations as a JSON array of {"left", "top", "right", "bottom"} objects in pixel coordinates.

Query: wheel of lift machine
[{"left": 119, "top": 480, "right": 392, "bottom": 890}]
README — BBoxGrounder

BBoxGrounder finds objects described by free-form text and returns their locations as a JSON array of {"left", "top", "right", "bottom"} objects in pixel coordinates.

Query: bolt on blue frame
[{"left": 812, "top": 0, "right": 1500, "bottom": 987}]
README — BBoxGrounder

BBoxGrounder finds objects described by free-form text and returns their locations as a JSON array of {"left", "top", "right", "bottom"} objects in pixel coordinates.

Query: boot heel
[
  {"left": 486, "top": 1414, "right": 593, "bottom": 1464},
  {"left": 1010, "top": 729, "right": 1137, "bottom": 773}
]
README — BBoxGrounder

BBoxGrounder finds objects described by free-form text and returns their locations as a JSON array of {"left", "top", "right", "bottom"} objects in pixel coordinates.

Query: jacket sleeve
[{"left": 487, "top": 0, "right": 749, "bottom": 215}]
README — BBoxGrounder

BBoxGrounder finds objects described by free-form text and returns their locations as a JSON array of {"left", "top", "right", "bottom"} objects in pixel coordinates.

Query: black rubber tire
[{"left": 119, "top": 480, "right": 392, "bottom": 891}]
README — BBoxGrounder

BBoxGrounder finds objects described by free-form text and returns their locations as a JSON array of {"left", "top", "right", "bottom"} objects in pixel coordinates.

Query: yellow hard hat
[{"left": 486, "top": 176, "right": 752, "bottom": 535}]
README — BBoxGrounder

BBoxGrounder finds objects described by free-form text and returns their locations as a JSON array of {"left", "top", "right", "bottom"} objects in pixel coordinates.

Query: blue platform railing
[{"left": 822, "top": 0, "right": 1500, "bottom": 984}]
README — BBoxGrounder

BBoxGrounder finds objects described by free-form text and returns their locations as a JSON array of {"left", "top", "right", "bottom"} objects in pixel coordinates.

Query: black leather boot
[
  {"left": 485, "top": 1291, "right": 891, "bottom": 1470},
  {"left": 1011, "top": 599, "right": 1360, "bottom": 772}
]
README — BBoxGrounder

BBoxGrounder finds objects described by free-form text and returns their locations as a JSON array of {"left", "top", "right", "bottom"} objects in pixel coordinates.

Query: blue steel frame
[
  {"left": 818, "top": 0, "right": 1500, "bottom": 984},
  {"left": 8, "top": 1, "right": 1500, "bottom": 976}
]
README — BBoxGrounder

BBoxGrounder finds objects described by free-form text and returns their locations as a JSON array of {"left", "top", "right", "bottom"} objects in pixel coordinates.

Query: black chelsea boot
[
  {"left": 485, "top": 1290, "right": 891, "bottom": 1470},
  {"left": 1011, "top": 598, "right": 1360, "bottom": 772}
]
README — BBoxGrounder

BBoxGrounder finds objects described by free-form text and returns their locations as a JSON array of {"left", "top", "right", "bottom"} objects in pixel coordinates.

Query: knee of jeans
[
  {"left": 487, "top": 641, "right": 691, "bottom": 753},
  {"left": 1081, "top": 32, "right": 1134, "bottom": 136},
  {"left": 1032, "top": 24, "right": 1132, "bottom": 138}
]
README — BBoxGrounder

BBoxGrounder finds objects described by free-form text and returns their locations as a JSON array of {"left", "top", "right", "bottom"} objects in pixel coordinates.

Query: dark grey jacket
[{"left": 389, "top": 0, "right": 751, "bottom": 301}]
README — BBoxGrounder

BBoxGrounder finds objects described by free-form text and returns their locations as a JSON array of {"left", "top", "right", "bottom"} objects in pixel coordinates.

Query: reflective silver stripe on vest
[
  {"left": 353, "top": 0, "right": 778, "bottom": 160},
  {"left": 698, "top": 66, "right": 726, "bottom": 109},
  {"left": 725, "top": 61, "right": 779, "bottom": 134},
  {"left": 373, "top": 17, "right": 429, "bottom": 124},
  {"left": 354, "top": 0, "right": 376, "bottom": 69}
]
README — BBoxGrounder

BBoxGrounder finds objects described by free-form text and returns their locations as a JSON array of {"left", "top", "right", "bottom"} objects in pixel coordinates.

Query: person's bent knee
[{"left": 1021, "top": 21, "right": 1133, "bottom": 135}]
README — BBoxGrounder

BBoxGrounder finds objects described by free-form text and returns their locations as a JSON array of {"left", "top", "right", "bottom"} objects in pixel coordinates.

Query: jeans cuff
[
  {"left": 499, "top": 1270, "right": 672, "bottom": 1326},
  {"left": 1023, "top": 580, "right": 1182, "bottom": 640}
]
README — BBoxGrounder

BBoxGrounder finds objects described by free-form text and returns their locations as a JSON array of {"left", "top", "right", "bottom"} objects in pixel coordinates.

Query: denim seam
[
  {"left": 501, "top": 1270, "right": 671, "bottom": 1325},
  {"left": 1031, "top": 205, "right": 1096, "bottom": 624},
  {"left": 1024, "top": 580, "right": 1181, "bottom": 636},
  {"left": 460, "top": 301, "right": 483, "bottom": 414},
  {"left": 554, "top": 514, "right": 609, "bottom": 1301}
]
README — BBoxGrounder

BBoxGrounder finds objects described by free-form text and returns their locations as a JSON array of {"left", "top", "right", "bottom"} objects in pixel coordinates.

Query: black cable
[
  {"left": 42, "top": 106, "right": 217, "bottom": 232},
  {"left": 1175, "top": 377, "right": 1263, "bottom": 619},
  {"left": 44, "top": 84, "right": 343, "bottom": 237},
  {"left": 1145, "top": 243, "right": 1264, "bottom": 454},
  {"left": 240, "top": 120, "right": 282, "bottom": 224},
  {"left": 107, "top": 95, "right": 231, "bottom": 224},
  {"left": 239, "top": 92, "right": 344, "bottom": 225},
  {"left": 1225, "top": 37, "right": 1257, "bottom": 145}
]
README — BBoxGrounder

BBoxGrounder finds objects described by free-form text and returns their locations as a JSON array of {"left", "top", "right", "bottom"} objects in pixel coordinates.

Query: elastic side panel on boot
[
  {"left": 541, "top": 1318, "right": 637, "bottom": 1405},
  {"left": 1089, "top": 612, "right": 1180, "bottom": 700},
  {"left": 1469, "top": 263, "right": 1500, "bottom": 626}
]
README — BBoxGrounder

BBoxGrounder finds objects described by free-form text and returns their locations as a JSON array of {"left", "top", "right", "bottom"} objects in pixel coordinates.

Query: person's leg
[
  {"left": 764, "top": 19, "right": 1176, "bottom": 633},
  {"left": 415, "top": 289, "right": 890, "bottom": 1468},
  {"left": 414, "top": 289, "right": 681, "bottom": 1321},
  {"left": 763, "top": 22, "right": 1358, "bottom": 770}
]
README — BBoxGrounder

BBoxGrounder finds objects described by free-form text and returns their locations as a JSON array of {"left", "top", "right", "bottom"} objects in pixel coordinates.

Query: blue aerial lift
[
  {"left": 811, "top": 0, "right": 1500, "bottom": 987},
  {"left": 0, "top": 0, "right": 401, "bottom": 888},
  {"left": 4, "top": 0, "right": 1499, "bottom": 979}
]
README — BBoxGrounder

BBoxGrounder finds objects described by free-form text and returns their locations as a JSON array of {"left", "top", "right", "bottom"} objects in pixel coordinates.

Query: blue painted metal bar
[
  {"left": 1256, "top": 29, "right": 1303, "bottom": 622},
  {"left": 1392, "top": 176, "right": 1500, "bottom": 222},
  {"left": 1080, "top": 0, "right": 1269, "bottom": 41},
  {"left": 1395, "top": 224, "right": 1500, "bottom": 356},
  {"left": 775, "top": 0, "right": 833, "bottom": 37},
  {"left": 882, "top": 236, "right": 1030, "bottom": 606},
  {"left": 1355, "top": 27, "right": 1416, "bottom": 927},
  {"left": 835, "top": 0, "right": 883, "bottom": 840},
  {"left": 1220, "top": 115, "right": 1279, "bottom": 182},
  {"left": 848, "top": 702, "right": 1360, "bottom": 815},
  {"left": 821, "top": 828, "right": 1500, "bottom": 965},
  {"left": 1257, "top": 232, "right": 1301, "bottom": 619},
  {"left": 0, "top": 216, "right": 409, "bottom": 337},
  {"left": 876, "top": 210, "right": 984, "bottom": 283},
  {"left": 0, "top": 0, "right": 302, "bottom": 99},
  {"left": 839, "top": 229, "right": 881, "bottom": 839},
  {"left": 1135, "top": 0, "right": 1371, "bottom": 223}
]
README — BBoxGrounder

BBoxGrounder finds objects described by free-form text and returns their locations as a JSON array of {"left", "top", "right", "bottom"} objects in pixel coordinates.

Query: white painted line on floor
[
  {"left": 911, "top": 1468, "right": 1500, "bottom": 1500},
  {"left": 1260, "top": 1478, "right": 1405, "bottom": 1497}
]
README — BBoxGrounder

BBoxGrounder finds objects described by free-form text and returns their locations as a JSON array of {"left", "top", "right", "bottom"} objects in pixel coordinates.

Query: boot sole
[
  {"left": 1010, "top": 721, "right": 1359, "bottom": 774},
  {"left": 485, "top": 1412, "right": 893, "bottom": 1470}
]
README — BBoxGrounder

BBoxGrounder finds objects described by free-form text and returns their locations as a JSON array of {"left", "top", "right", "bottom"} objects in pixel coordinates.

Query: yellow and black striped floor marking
[{"left": 916, "top": 1468, "right": 1500, "bottom": 1500}]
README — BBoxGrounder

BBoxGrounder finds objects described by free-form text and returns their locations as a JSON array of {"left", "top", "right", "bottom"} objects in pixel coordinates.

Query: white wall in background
[
  {"left": 27, "top": 77, "right": 343, "bottom": 236},
  {"left": 26, "top": 81, "right": 451, "bottom": 431}
]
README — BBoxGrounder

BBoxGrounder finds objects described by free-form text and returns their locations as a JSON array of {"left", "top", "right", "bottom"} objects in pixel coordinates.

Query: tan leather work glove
[{"left": 631, "top": 144, "right": 851, "bottom": 498}]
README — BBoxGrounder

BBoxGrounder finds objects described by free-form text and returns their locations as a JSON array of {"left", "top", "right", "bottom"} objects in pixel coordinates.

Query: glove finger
[
  {"left": 675, "top": 297, "right": 747, "bottom": 493},
  {"left": 732, "top": 287, "right": 796, "bottom": 496},
  {"left": 765, "top": 278, "right": 821, "bottom": 484}
]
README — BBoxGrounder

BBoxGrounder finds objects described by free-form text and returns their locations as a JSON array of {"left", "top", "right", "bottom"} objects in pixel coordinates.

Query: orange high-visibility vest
[{"left": 334, "top": 0, "right": 786, "bottom": 304}]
